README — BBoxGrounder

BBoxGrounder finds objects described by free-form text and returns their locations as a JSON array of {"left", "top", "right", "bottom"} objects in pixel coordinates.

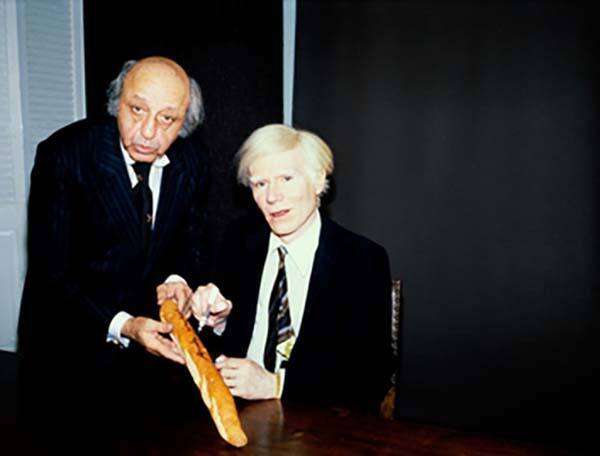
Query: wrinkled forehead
[{"left": 122, "top": 59, "right": 190, "bottom": 110}]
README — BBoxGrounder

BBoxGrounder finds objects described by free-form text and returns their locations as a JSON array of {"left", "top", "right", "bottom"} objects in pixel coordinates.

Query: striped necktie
[
  {"left": 132, "top": 162, "right": 153, "bottom": 252},
  {"left": 264, "top": 245, "right": 295, "bottom": 372}
]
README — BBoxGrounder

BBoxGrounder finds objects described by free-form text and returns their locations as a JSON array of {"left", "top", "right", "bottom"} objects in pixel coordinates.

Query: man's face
[
  {"left": 249, "top": 148, "right": 324, "bottom": 243},
  {"left": 117, "top": 61, "right": 189, "bottom": 163}
]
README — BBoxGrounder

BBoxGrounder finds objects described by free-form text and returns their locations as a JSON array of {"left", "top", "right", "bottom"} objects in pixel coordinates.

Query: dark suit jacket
[
  {"left": 17, "top": 117, "right": 209, "bottom": 423},
  {"left": 213, "top": 212, "right": 393, "bottom": 414}
]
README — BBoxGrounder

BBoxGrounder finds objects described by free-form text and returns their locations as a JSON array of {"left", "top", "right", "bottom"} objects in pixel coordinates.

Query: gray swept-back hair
[{"left": 106, "top": 59, "right": 205, "bottom": 138}]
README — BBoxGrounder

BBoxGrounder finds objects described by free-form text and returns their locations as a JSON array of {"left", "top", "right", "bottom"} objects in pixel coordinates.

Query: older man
[
  {"left": 17, "top": 57, "right": 214, "bottom": 428},
  {"left": 190, "top": 124, "right": 393, "bottom": 413}
]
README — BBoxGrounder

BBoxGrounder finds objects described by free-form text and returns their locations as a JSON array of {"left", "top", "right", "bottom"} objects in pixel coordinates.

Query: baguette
[{"left": 160, "top": 299, "right": 248, "bottom": 447}]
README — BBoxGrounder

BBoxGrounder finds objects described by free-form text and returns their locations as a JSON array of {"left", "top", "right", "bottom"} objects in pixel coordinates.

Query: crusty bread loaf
[{"left": 160, "top": 299, "right": 248, "bottom": 447}]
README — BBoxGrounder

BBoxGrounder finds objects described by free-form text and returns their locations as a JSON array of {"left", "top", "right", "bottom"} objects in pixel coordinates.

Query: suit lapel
[
  {"left": 223, "top": 222, "right": 270, "bottom": 357},
  {"left": 238, "top": 226, "right": 270, "bottom": 347},
  {"left": 297, "top": 217, "right": 337, "bottom": 342},
  {"left": 92, "top": 123, "right": 192, "bottom": 266},
  {"left": 93, "top": 122, "right": 139, "bottom": 246},
  {"left": 146, "top": 154, "right": 185, "bottom": 266},
  {"left": 246, "top": 227, "right": 270, "bottom": 311}
]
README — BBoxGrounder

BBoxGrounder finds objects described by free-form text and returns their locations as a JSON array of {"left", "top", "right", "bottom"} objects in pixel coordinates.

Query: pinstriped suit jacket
[{"left": 17, "top": 117, "right": 209, "bottom": 411}]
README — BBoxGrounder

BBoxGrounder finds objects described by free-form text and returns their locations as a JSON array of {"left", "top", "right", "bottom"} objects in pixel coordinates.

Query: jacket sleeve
[{"left": 21, "top": 137, "right": 122, "bottom": 343}]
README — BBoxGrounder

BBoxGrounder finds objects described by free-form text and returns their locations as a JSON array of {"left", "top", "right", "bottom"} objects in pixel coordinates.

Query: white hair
[{"left": 236, "top": 124, "right": 334, "bottom": 196}]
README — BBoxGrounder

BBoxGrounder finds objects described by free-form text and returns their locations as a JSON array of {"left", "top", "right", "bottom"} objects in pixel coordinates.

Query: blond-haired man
[{"left": 192, "top": 124, "right": 393, "bottom": 412}]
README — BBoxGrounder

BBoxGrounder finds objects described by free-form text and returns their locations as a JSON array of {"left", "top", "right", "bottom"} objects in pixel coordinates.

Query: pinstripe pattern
[
  {"left": 18, "top": 116, "right": 213, "bottom": 425},
  {"left": 19, "top": 118, "right": 209, "bottom": 332}
]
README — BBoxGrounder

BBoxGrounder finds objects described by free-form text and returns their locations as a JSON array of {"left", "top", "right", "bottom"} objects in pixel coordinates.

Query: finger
[
  {"left": 147, "top": 349, "right": 163, "bottom": 359},
  {"left": 176, "top": 292, "right": 192, "bottom": 319},
  {"left": 209, "top": 299, "right": 227, "bottom": 316},
  {"left": 161, "top": 348, "right": 185, "bottom": 364},
  {"left": 164, "top": 285, "right": 176, "bottom": 298},
  {"left": 156, "top": 285, "right": 168, "bottom": 305},
  {"left": 162, "top": 333, "right": 186, "bottom": 361},
  {"left": 181, "top": 288, "right": 193, "bottom": 315},
  {"left": 215, "top": 354, "right": 227, "bottom": 368},
  {"left": 191, "top": 288, "right": 208, "bottom": 319},
  {"left": 205, "top": 299, "right": 230, "bottom": 329},
  {"left": 198, "top": 285, "right": 219, "bottom": 328},
  {"left": 152, "top": 321, "right": 173, "bottom": 334},
  {"left": 216, "top": 355, "right": 244, "bottom": 372},
  {"left": 211, "top": 316, "right": 226, "bottom": 327},
  {"left": 228, "top": 385, "right": 243, "bottom": 398},
  {"left": 153, "top": 336, "right": 185, "bottom": 364},
  {"left": 207, "top": 315, "right": 228, "bottom": 329},
  {"left": 219, "top": 356, "right": 244, "bottom": 370},
  {"left": 218, "top": 367, "right": 237, "bottom": 380},
  {"left": 174, "top": 287, "right": 190, "bottom": 306},
  {"left": 211, "top": 299, "right": 232, "bottom": 318},
  {"left": 222, "top": 376, "right": 237, "bottom": 389},
  {"left": 140, "top": 333, "right": 180, "bottom": 362},
  {"left": 163, "top": 337, "right": 181, "bottom": 354},
  {"left": 207, "top": 285, "right": 219, "bottom": 306}
]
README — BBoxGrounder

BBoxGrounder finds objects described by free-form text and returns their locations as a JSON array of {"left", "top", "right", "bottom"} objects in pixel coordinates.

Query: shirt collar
[
  {"left": 268, "top": 211, "right": 321, "bottom": 277},
  {"left": 120, "top": 141, "right": 170, "bottom": 168}
]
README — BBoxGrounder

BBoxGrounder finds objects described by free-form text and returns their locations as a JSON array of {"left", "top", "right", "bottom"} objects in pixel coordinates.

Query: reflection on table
[{"left": 105, "top": 399, "right": 561, "bottom": 455}]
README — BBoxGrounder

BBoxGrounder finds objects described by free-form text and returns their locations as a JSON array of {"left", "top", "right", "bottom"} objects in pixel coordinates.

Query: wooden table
[
  {"left": 5, "top": 396, "right": 573, "bottom": 455},
  {"left": 95, "top": 400, "right": 564, "bottom": 456},
  {"left": 0, "top": 351, "right": 584, "bottom": 455}
]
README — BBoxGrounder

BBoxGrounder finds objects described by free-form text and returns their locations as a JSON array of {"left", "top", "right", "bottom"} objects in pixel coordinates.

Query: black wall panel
[
  {"left": 83, "top": 0, "right": 283, "bottom": 260},
  {"left": 295, "top": 1, "right": 597, "bottom": 449}
]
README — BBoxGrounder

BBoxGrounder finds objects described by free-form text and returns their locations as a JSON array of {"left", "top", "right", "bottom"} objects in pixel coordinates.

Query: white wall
[
  {"left": 0, "top": 0, "right": 85, "bottom": 352},
  {"left": 283, "top": 0, "right": 296, "bottom": 126}
]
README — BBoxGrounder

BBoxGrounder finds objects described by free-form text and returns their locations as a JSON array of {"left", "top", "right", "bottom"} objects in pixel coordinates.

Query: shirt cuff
[
  {"left": 106, "top": 311, "right": 133, "bottom": 348},
  {"left": 164, "top": 274, "right": 187, "bottom": 284}
]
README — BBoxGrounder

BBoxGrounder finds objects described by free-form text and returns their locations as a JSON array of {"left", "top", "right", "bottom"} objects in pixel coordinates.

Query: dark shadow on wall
[
  {"left": 295, "top": 0, "right": 598, "bottom": 452},
  {"left": 83, "top": 0, "right": 283, "bottom": 262}
]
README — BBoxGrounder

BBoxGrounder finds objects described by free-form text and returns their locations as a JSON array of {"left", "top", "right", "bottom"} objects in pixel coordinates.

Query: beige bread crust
[{"left": 160, "top": 299, "right": 248, "bottom": 447}]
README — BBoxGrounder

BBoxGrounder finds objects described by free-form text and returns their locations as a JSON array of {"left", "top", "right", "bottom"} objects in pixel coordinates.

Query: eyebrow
[
  {"left": 249, "top": 169, "right": 301, "bottom": 182},
  {"left": 129, "top": 94, "right": 179, "bottom": 112},
  {"left": 129, "top": 94, "right": 148, "bottom": 104}
]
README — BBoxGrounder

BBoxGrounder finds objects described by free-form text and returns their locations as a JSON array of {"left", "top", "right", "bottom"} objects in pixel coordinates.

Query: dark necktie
[
  {"left": 132, "top": 162, "right": 153, "bottom": 251},
  {"left": 264, "top": 246, "right": 295, "bottom": 372}
]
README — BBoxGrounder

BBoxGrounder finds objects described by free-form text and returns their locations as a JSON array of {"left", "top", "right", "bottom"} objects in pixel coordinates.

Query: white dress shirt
[
  {"left": 246, "top": 212, "right": 321, "bottom": 394},
  {"left": 106, "top": 143, "right": 170, "bottom": 346}
]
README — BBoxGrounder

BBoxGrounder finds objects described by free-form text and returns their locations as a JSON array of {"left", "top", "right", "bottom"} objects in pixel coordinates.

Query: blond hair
[{"left": 236, "top": 124, "right": 334, "bottom": 194}]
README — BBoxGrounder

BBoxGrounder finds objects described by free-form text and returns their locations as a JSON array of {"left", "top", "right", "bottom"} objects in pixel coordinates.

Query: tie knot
[
  {"left": 276, "top": 245, "right": 287, "bottom": 266},
  {"left": 133, "top": 162, "right": 151, "bottom": 183}
]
